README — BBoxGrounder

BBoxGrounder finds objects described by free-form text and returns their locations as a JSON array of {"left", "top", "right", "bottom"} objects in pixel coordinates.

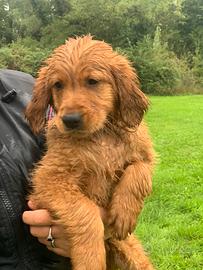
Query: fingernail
[{"left": 28, "top": 200, "right": 36, "bottom": 209}]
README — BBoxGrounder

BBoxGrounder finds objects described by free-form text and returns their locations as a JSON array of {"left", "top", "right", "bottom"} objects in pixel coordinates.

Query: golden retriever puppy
[{"left": 25, "top": 35, "right": 155, "bottom": 270}]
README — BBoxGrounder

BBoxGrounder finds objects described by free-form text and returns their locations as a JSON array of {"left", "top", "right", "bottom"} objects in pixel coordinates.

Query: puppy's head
[{"left": 25, "top": 35, "right": 148, "bottom": 136}]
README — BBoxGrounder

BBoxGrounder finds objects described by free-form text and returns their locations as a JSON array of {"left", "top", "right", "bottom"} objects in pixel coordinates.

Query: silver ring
[
  {"left": 47, "top": 226, "right": 53, "bottom": 241},
  {"left": 51, "top": 239, "right": 56, "bottom": 248}
]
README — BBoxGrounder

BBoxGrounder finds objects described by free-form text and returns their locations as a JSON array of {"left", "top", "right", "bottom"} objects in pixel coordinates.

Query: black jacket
[{"left": 0, "top": 70, "right": 71, "bottom": 270}]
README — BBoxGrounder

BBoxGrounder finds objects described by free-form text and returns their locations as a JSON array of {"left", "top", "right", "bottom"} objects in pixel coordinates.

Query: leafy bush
[
  {"left": 192, "top": 48, "right": 203, "bottom": 89},
  {"left": 0, "top": 39, "right": 50, "bottom": 76},
  {"left": 123, "top": 27, "right": 195, "bottom": 95},
  {"left": 0, "top": 31, "right": 201, "bottom": 95}
]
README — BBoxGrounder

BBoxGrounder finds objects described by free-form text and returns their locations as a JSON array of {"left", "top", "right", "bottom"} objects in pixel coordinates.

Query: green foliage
[
  {"left": 180, "top": 0, "right": 203, "bottom": 56},
  {"left": 124, "top": 27, "right": 195, "bottom": 95},
  {"left": 41, "top": 0, "right": 126, "bottom": 48},
  {"left": 0, "top": 0, "right": 202, "bottom": 94},
  {"left": 0, "top": 39, "right": 50, "bottom": 76},
  {"left": 192, "top": 48, "right": 203, "bottom": 88}
]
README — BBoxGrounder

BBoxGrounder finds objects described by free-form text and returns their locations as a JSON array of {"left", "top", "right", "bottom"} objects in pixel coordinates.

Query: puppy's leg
[
  {"left": 108, "top": 162, "right": 153, "bottom": 239},
  {"left": 31, "top": 174, "right": 106, "bottom": 270},
  {"left": 106, "top": 234, "right": 155, "bottom": 270}
]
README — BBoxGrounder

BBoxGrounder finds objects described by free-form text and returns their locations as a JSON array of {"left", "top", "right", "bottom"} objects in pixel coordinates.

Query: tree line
[{"left": 0, "top": 0, "right": 202, "bottom": 94}]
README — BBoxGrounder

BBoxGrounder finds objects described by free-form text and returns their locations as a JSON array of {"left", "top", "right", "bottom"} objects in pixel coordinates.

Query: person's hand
[
  {"left": 22, "top": 201, "right": 109, "bottom": 257},
  {"left": 22, "top": 200, "right": 71, "bottom": 257}
]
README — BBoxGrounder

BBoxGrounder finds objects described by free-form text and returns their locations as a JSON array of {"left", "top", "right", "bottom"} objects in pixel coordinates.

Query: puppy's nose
[{"left": 62, "top": 113, "right": 82, "bottom": 129}]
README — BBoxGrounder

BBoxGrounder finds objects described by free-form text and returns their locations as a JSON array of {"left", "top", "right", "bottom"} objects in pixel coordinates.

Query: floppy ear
[
  {"left": 25, "top": 66, "right": 51, "bottom": 134},
  {"left": 111, "top": 56, "right": 149, "bottom": 128}
]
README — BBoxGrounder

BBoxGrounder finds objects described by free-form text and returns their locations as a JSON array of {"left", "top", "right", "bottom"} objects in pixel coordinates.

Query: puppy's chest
[{"left": 57, "top": 137, "right": 133, "bottom": 206}]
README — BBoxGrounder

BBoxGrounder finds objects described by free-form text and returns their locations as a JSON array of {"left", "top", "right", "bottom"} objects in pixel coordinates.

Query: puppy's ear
[
  {"left": 25, "top": 67, "right": 51, "bottom": 134},
  {"left": 111, "top": 56, "right": 149, "bottom": 128}
]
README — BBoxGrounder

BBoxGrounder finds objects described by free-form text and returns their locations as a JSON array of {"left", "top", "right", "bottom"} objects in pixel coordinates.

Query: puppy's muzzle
[{"left": 61, "top": 113, "right": 83, "bottom": 130}]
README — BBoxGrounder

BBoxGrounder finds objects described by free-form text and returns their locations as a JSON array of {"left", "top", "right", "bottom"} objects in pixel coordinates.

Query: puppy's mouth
[
  {"left": 56, "top": 113, "right": 93, "bottom": 137},
  {"left": 55, "top": 110, "right": 107, "bottom": 137}
]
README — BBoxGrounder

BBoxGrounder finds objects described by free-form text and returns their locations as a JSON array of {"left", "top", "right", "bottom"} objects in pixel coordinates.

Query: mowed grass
[{"left": 135, "top": 95, "right": 203, "bottom": 270}]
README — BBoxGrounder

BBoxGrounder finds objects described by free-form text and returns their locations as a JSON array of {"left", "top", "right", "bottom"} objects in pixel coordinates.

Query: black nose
[{"left": 62, "top": 113, "right": 82, "bottom": 129}]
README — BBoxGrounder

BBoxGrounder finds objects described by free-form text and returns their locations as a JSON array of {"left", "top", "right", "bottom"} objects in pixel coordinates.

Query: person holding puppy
[{"left": 0, "top": 69, "right": 71, "bottom": 269}]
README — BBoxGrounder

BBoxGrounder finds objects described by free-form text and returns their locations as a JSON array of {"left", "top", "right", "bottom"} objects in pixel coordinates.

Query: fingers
[
  {"left": 22, "top": 209, "right": 52, "bottom": 226},
  {"left": 37, "top": 233, "right": 71, "bottom": 258},
  {"left": 38, "top": 237, "right": 70, "bottom": 253},
  {"left": 22, "top": 202, "right": 71, "bottom": 257},
  {"left": 28, "top": 222, "right": 71, "bottom": 257},
  {"left": 30, "top": 225, "right": 61, "bottom": 238}
]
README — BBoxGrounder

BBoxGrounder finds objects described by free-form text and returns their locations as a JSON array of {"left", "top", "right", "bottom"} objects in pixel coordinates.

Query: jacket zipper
[{"left": 0, "top": 159, "right": 28, "bottom": 269}]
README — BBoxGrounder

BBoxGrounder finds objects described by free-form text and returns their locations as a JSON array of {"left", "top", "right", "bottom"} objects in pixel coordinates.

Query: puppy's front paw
[{"left": 107, "top": 197, "right": 138, "bottom": 240}]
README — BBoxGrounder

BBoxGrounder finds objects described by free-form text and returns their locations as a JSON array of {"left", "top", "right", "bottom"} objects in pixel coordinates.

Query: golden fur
[{"left": 25, "top": 35, "right": 155, "bottom": 270}]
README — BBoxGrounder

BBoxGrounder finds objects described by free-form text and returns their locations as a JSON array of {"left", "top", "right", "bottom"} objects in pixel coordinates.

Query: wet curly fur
[{"left": 25, "top": 35, "right": 155, "bottom": 270}]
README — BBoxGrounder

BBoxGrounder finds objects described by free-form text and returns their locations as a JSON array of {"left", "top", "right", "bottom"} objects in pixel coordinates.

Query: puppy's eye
[
  {"left": 54, "top": 81, "right": 63, "bottom": 90},
  {"left": 87, "top": 78, "right": 99, "bottom": 86}
]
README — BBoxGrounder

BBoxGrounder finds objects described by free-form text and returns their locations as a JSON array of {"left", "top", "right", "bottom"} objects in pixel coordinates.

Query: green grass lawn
[{"left": 136, "top": 95, "right": 203, "bottom": 270}]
